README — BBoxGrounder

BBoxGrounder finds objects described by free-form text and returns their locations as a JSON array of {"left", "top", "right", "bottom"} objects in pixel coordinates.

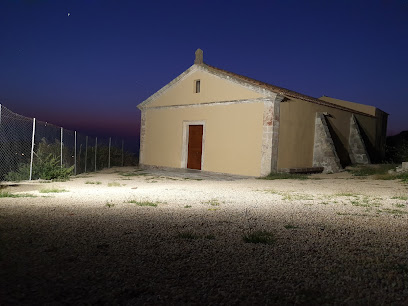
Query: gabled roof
[
  {"left": 318, "top": 96, "right": 388, "bottom": 116},
  {"left": 139, "top": 49, "right": 379, "bottom": 118},
  {"left": 203, "top": 64, "right": 376, "bottom": 117}
]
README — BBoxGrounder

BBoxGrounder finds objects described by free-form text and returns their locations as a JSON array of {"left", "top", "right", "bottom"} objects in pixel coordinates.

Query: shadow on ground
[{"left": 1, "top": 204, "right": 407, "bottom": 305}]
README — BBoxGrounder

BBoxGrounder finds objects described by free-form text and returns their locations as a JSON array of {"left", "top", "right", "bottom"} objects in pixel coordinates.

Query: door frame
[{"left": 181, "top": 120, "right": 206, "bottom": 170}]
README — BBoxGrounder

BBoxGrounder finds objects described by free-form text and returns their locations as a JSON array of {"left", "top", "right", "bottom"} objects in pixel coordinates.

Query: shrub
[
  {"left": 5, "top": 163, "right": 32, "bottom": 181},
  {"left": 5, "top": 139, "right": 73, "bottom": 181},
  {"left": 386, "top": 133, "right": 408, "bottom": 163}
]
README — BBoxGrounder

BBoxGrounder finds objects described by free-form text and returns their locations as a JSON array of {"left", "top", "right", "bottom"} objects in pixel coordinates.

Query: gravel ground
[{"left": 1, "top": 167, "right": 408, "bottom": 305}]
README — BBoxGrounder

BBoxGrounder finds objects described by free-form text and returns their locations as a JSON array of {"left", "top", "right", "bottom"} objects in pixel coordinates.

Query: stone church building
[{"left": 137, "top": 49, "right": 388, "bottom": 176}]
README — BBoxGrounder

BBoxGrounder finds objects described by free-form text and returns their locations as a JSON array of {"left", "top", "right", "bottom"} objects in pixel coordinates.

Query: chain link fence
[{"left": 0, "top": 104, "right": 138, "bottom": 181}]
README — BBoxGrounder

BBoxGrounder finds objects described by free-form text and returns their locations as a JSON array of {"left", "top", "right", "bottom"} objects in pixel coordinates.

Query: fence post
[
  {"left": 95, "top": 137, "right": 97, "bottom": 172},
  {"left": 84, "top": 136, "right": 88, "bottom": 173},
  {"left": 60, "top": 127, "right": 63, "bottom": 168},
  {"left": 29, "top": 118, "right": 36, "bottom": 181},
  {"left": 108, "top": 137, "right": 111, "bottom": 168},
  {"left": 74, "top": 131, "right": 77, "bottom": 175},
  {"left": 121, "top": 139, "right": 124, "bottom": 167}
]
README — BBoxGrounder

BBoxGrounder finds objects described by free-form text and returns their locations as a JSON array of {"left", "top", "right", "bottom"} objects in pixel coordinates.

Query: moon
[{"left": 67, "top": 12, "right": 71, "bottom": 16}]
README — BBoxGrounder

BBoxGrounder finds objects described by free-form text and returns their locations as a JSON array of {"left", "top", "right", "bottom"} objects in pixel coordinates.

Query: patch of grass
[
  {"left": 391, "top": 195, "right": 408, "bottom": 200},
  {"left": 105, "top": 201, "right": 115, "bottom": 208},
  {"left": 119, "top": 172, "right": 148, "bottom": 177},
  {"left": 348, "top": 167, "right": 378, "bottom": 177},
  {"left": 51, "top": 178, "right": 70, "bottom": 182},
  {"left": 334, "top": 193, "right": 360, "bottom": 197},
  {"left": 183, "top": 177, "right": 203, "bottom": 181},
  {"left": 349, "top": 196, "right": 381, "bottom": 208},
  {"left": 202, "top": 199, "right": 221, "bottom": 206},
  {"left": 281, "top": 193, "right": 314, "bottom": 201},
  {"left": 369, "top": 202, "right": 381, "bottom": 208},
  {"left": 262, "top": 189, "right": 279, "bottom": 194},
  {"left": 208, "top": 208, "right": 219, "bottom": 211},
  {"left": 373, "top": 171, "right": 408, "bottom": 181},
  {"left": 260, "top": 190, "right": 315, "bottom": 200},
  {"left": 184, "top": 205, "right": 192, "bottom": 208},
  {"left": 281, "top": 193, "right": 293, "bottom": 201},
  {"left": 39, "top": 188, "right": 68, "bottom": 193},
  {"left": 393, "top": 203, "right": 406, "bottom": 208},
  {"left": 177, "top": 231, "right": 199, "bottom": 240},
  {"left": 336, "top": 212, "right": 369, "bottom": 217},
  {"left": 0, "top": 191, "right": 37, "bottom": 198},
  {"left": 243, "top": 230, "right": 275, "bottom": 245},
  {"left": 397, "top": 172, "right": 408, "bottom": 182},
  {"left": 284, "top": 224, "right": 299, "bottom": 229},
  {"left": 108, "top": 182, "right": 122, "bottom": 187},
  {"left": 347, "top": 164, "right": 408, "bottom": 182},
  {"left": 347, "top": 164, "right": 396, "bottom": 177},
  {"left": 261, "top": 173, "right": 309, "bottom": 180},
  {"left": 85, "top": 181, "right": 102, "bottom": 185},
  {"left": 126, "top": 200, "right": 158, "bottom": 207},
  {"left": 350, "top": 200, "right": 370, "bottom": 207},
  {"left": 377, "top": 208, "right": 408, "bottom": 215},
  {"left": 373, "top": 173, "right": 397, "bottom": 180},
  {"left": 205, "top": 234, "right": 215, "bottom": 240}
]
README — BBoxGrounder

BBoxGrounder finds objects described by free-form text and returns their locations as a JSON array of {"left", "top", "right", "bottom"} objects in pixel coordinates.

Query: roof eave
[{"left": 137, "top": 64, "right": 198, "bottom": 110}]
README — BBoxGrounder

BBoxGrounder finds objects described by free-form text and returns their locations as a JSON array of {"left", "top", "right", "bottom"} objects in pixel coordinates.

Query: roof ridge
[{"left": 203, "top": 63, "right": 375, "bottom": 117}]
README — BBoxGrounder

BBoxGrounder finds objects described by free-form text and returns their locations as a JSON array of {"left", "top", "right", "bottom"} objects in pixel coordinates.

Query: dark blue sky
[{"left": 1, "top": 0, "right": 407, "bottom": 139}]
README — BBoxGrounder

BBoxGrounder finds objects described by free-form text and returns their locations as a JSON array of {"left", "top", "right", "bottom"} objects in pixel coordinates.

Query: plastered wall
[
  {"left": 277, "top": 99, "right": 379, "bottom": 169},
  {"left": 142, "top": 102, "right": 265, "bottom": 176},
  {"left": 146, "top": 70, "right": 264, "bottom": 108}
]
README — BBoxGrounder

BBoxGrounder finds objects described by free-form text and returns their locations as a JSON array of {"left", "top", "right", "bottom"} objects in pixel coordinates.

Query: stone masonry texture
[
  {"left": 313, "top": 113, "right": 342, "bottom": 173},
  {"left": 139, "top": 110, "right": 146, "bottom": 165},
  {"left": 348, "top": 114, "right": 370, "bottom": 164}
]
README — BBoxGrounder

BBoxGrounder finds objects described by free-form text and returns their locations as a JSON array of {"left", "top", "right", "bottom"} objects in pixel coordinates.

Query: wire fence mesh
[{"left": 0, "top": 104, "right": 138, "bottom": 181}]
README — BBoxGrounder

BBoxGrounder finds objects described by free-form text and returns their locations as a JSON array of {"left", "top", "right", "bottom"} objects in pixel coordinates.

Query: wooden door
[{"left": 187, "top": 125, "right": 203, "bottom": 170}]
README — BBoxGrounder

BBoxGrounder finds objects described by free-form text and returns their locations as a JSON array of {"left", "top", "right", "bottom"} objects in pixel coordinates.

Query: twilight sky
[{"left": 1, "top": 0, "right": 407, "bottom": 143}]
